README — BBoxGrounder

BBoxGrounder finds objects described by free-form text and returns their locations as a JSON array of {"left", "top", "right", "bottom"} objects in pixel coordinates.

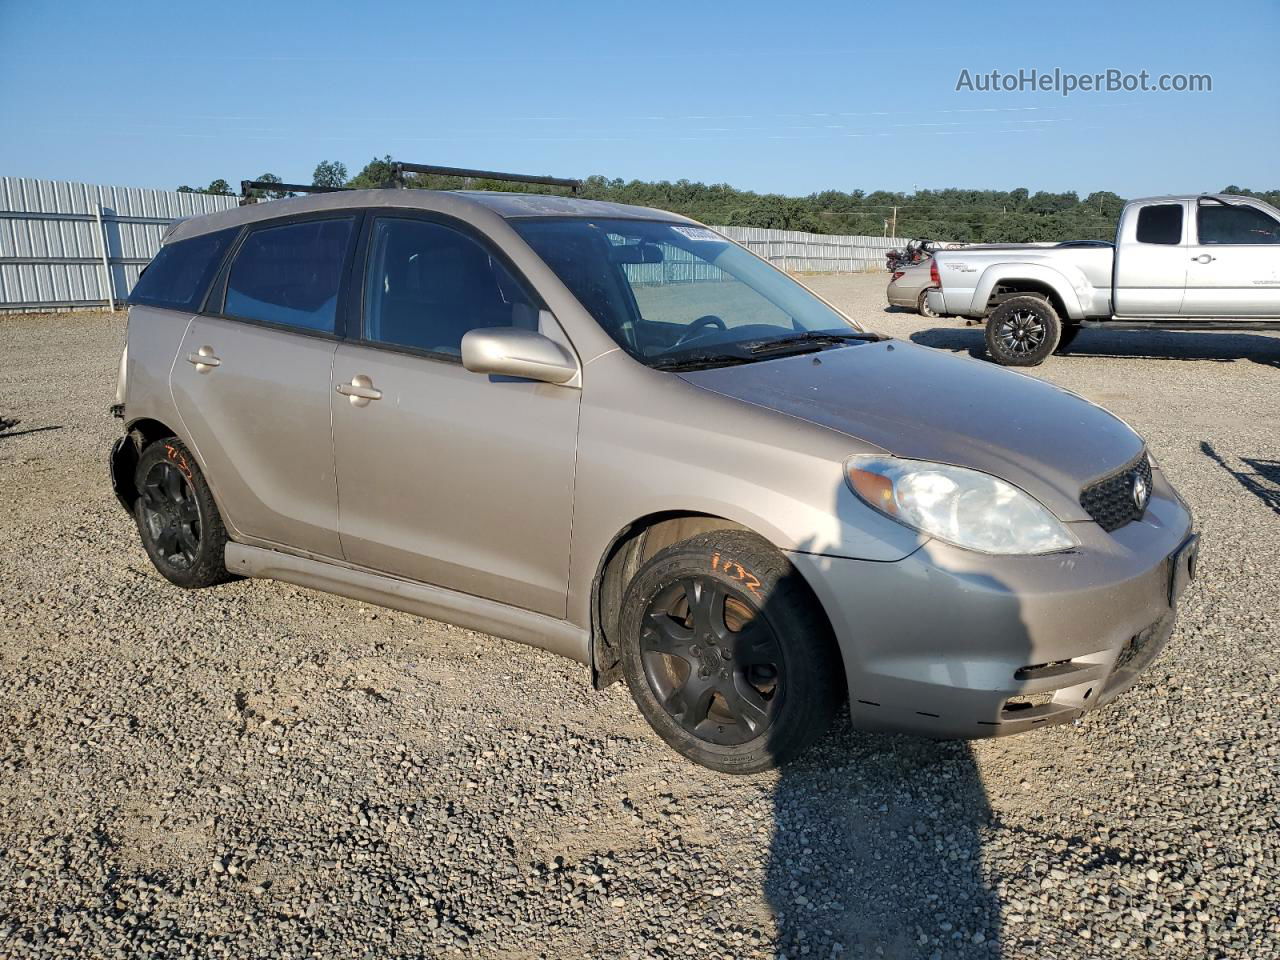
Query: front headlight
[{"left": 846, "top": 456, "right": 1076, "bottom": 555}]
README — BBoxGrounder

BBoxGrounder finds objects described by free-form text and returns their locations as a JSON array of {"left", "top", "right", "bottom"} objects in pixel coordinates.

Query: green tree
[
  {"left": 205, "top": 179, "right": 234, "bottom": 196},
  {"left": 246, "top": 172, "right": 291, "bottom": 200},
  {"left": 312, "top": 160, "right": 348, "bottom": 188},
  {"left": 347, "top": 155, "right": 397, "bottom": 189}
]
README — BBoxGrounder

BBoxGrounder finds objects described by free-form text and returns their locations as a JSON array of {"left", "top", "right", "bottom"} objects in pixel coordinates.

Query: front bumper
[{"left": 789, "top": 473, "right": 1195, "bottom": 739}]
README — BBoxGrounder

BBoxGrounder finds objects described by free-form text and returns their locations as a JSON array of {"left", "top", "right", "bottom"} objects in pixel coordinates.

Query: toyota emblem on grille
[{"left": 1132, "top": 473, "right": 1150, "bottom": 510}]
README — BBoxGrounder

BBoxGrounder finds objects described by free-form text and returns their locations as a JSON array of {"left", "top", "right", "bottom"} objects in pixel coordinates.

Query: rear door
[
  {"left": 1113, "top": 201, "right": 1188, "bottom": 317},
  {"left": 331, "top": 213, "right": 579, "bottom": 617},
  {"left": 170, "top": 214, "right": 358, "bottom": 558},
  {"left": 1182, "top": 201, "right": 1280, "bottom": 317}
]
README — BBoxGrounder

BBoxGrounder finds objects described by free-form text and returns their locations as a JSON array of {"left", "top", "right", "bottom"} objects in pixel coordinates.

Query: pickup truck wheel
[
  {"left": 133, "top": 438, "right": 231, "bottom": 589},
  {"left": 985, "top": 295, "right": 1061, "bottom": 366},
  {"left": 618, "top": 530, "right": 842, "bottom": 774},
  {"left": 916, "top": 288, "right": 939, "bottom": 319}
]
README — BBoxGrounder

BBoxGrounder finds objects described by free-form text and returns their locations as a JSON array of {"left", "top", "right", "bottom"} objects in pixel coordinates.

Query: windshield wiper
[
  {"left": 649, "top": 352, "right": 756, "bottom": 372},
  {"left": 747, "top": 330, "right": 881, "bottom": 355}
]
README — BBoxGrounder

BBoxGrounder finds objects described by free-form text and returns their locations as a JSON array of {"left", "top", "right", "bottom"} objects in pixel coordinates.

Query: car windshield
[{"left": 512, "top": 218, "right": 871, "bottom": 368}]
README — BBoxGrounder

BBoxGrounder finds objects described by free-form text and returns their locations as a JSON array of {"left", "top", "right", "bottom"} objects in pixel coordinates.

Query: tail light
[
  {"left": 929, "top": 259, "right": 941, "bottom": 287},
  {"left": 891, "top": 271, "right": 904, "bottom": 282}
]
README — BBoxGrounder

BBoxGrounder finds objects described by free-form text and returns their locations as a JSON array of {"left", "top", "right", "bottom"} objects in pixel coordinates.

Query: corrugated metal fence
[
  {"left": 716, "top": 226, "right": 901, "bottom": 273},
  {"left": 0, "top": 177, "right": 238, "bottom": 312},
  {"left": 0, "top": 176, "right": 898, "bottom": 313}
]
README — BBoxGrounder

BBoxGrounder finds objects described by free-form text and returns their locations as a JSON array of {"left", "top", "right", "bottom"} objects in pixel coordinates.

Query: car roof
[{"left": 164, "top": 188, "right": 695, "bottom": 244}]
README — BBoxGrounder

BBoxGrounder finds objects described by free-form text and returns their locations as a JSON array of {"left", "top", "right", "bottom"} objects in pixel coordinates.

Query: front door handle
[
  {"left": 336, "top": 374, "right": 382, "bottom": 407},
  {"left": 1191, "top": 254, "right": 1216, "bottom": 263},
  {"left": 186, "top": 345, "right": 221, "bottom": 373}
]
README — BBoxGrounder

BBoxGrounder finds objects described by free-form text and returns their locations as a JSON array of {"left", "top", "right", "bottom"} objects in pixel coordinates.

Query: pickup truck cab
[{"left": 927, "top": 194, "right": 1280, "bottom": 365}]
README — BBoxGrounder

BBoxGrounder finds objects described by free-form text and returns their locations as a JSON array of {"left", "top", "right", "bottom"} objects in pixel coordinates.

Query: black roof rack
[
  {"left": 239, "top": 180, "right": 350, "bottom": 205},
  {"left": 238, "top": 163, "right": 580, "bottom": 206},
  {"left": 392, "top": 162, "right": 581, "bottom": 193}
]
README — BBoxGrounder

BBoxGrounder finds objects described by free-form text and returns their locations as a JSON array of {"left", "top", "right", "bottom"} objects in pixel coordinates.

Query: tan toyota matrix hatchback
[{"left": 110, "top": 164, "right": 1198, "bottom": 773}]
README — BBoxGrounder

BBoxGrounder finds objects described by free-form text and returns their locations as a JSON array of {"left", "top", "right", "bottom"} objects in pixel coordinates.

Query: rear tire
[
  {"left": 133, "top": 438, "right": 230, "bottom": 589},
  {"left": 984, "top": 295, "right": 1061, "bottom": 366},
  {"left": 618, "top": 530, "right": 842, "bottom": 774},
  {"left": 917, "top": 288, "right": 939, "bottom": 319}
]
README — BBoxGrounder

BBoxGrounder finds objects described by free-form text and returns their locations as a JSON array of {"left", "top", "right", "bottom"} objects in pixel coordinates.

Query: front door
[
  {"left": 331, "top": 215, "right": 580, "bottom": 617},
  {"left": 1113, "top": 201, "right": 1188, "bottom": 317},
  {"left": 170, "top": 215, "right": 357, "bottom": 558},
  {"left": 1182, "top": 201, "right": 1280, "bottom": 317}
]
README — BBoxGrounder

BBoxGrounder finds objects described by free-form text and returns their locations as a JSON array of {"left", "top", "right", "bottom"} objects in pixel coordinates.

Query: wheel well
[
  {"left": 111, "top": 418, "right": 181, "bottom": 512},
  {"left": 127, "top": 417, "right": 180, "bottom": 450},
  {"left": 987, "top": 281, "right": 1069, "bottom": 322},
  {"left": 588, "top": 512, "right": 845, "bottom": 696}
]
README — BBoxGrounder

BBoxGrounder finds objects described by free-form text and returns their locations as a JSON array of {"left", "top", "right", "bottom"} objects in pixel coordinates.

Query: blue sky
[{"left": 1, "top": 0, "right": 1276, "bottom": 198}]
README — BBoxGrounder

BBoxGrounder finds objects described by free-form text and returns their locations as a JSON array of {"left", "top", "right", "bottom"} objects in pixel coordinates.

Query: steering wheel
[{"left": 673, "top": 314, "right": 727, "bottom": 347}]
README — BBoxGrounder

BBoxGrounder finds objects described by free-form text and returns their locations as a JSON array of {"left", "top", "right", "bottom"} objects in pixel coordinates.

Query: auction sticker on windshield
[{"left": 671, "top": 226, "right": 723, "bottom": 242}]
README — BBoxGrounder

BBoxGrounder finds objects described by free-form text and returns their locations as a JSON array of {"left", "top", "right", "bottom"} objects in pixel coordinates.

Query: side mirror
[{"left": 461, "top": 327, "right": 579, "bottom": 385}]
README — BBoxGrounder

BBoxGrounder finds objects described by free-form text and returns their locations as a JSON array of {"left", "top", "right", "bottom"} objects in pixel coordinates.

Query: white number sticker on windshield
[{"left": 671, "top": 226, "right": 723, "bottom": 242}]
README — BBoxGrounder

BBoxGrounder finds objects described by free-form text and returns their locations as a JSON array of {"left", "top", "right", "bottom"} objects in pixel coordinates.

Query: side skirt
[{"left": 225, "top": 542, "right": 590, "bottom": 665}]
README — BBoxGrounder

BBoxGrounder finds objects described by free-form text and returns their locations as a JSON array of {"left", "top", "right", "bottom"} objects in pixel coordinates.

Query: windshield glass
[{"left": 512, "top": 218, "right": 865, "bottom": 367}]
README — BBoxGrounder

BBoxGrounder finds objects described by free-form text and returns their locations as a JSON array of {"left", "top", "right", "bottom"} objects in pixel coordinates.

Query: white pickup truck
[{"left": 926, "top": 194, "right": 1280, "bottom": 365}]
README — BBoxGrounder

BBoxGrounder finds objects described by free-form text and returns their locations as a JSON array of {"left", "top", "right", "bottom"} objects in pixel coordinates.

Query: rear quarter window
[
  {"left": 1135, "top": 204, "right": 1183, "bottom": 245},
  {"left": 128, "top": 227, "right": 239, "bottom": 310}
]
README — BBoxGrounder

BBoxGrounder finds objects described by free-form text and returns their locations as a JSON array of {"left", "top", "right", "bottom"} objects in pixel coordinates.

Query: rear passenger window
[
  {"left": 224, "top": 218, "right": 354, "bottom": 333},
  {"left": 1135, "top": 204, "right": 1183, "bottom": 245},
  {"left": 129, "top": 228, "right": 238, "bottom": 310},
  {"left": 362, "top": 218, "right": 537, "bottom": 357}
]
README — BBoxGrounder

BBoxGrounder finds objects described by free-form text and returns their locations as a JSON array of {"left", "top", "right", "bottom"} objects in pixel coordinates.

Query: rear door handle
[
  {"left": 1191, "top": 254, "right": 1216, "bottom": 263},
  {"left": 186, "top": 346, "right": 221, "bottom": 372},
  {"left": 336, "top": 374, "right": 382, "bottom": 407}
]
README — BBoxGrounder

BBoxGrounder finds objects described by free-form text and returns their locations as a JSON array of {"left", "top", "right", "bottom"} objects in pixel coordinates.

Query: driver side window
[
  {"left": 1197, "top": 205, "right": 1280, "bottom": 245},
  {"left": 362, "top": 218, "right": 537, "bottom": 358}
]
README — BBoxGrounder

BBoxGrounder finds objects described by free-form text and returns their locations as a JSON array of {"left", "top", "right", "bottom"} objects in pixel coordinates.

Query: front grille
[{"left": 1080, "top": 452, "right": 1152, "bottom": 532}]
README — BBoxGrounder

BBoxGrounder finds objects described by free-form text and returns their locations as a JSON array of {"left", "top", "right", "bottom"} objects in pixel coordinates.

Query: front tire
[
  {"left": 984, "top": 295, "right": 1061, "bottom": 366},
  {"left": 133, "top": 438, "right": 230, "bottom": 589},
  {"left": 618, "top": 530, "right": 842, "bottom": 774}
]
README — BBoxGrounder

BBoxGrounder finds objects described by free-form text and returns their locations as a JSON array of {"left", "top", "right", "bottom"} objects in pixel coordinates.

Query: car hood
[{"left": 678, "top": 339, "right": 1143, "bottom": 522}]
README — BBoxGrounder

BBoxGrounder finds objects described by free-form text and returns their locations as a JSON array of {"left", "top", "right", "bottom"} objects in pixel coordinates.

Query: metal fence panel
[
  {"left": 0, "top": 177, "right": 238, "bottom": 312},
  {"left": 1, "top": 176, "right": 904, "bottom": 312}
]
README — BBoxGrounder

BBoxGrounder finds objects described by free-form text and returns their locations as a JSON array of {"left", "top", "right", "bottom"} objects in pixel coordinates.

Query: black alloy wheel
[
  {"left": 138, "top": 457, "right": 203, "bottom": 569},
  {"left": 996, "top": 308, "right": 1047, "bottom": 356},
  {"left": 639, "top": 576, "right": 783, "bottom": 746},
  {"left": 984, "top": 294, "right": 1062, "bottom": 366},
  {"left": 131, "top": 436, "right": 230, "bottom": 589}
]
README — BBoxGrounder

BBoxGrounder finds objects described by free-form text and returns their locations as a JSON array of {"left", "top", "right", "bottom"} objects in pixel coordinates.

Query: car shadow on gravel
[
  {"left": 1201, "top": 440, "right": 1280, "bottom": 516},
  {"left": 766, "top": 731, "right": 998, "bottom": 959},
  {"left": 760, "top": 541, "right": 1036, "bottom": 958},
  {"left": 909, "top": 326, "right": 1280, "bottom": 366}
]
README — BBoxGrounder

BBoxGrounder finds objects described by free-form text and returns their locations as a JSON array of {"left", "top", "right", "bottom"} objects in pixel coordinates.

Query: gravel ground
[{"left": 1, "top": 274, "right": 1278, "bottom": 959}]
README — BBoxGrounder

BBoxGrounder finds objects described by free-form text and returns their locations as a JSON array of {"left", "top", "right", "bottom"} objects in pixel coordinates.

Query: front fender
[{"left": 973, "top": 262, "right": 1092, "bottom": 320}]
